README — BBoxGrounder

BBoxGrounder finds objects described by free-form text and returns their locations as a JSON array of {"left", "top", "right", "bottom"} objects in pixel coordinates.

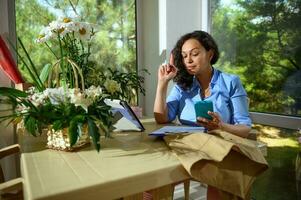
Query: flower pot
[{"left": 46, "top": 126, "right": 90, "bottom": 151}]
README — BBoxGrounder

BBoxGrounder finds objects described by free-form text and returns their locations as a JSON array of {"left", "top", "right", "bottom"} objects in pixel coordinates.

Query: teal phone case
[{"left": 194, "top": 101, "right": 213, "bottom": 120}]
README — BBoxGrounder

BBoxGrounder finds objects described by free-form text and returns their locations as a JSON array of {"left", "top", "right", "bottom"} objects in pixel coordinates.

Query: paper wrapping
[{"left": 164, "top": 130, "right": 268, "bottom": 199}]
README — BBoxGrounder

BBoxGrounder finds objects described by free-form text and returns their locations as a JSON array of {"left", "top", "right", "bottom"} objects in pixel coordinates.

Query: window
[
  {"left": 15, "top": 0, "right": 138, "bottom": 102},
  {"left": 210, "top": 1, "right": 301, "bottom": 199},
  {"left": 210, "top": 0, "right": 301, "bottom": 118}
]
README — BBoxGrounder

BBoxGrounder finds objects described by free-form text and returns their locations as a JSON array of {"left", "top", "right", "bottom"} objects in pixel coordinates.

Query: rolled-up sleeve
[
  {"left": 166, "top": 86, "right": 181, "bottom": 122},
  {"left": 230, "top": 76, "right": 252, "bottom": 126}
]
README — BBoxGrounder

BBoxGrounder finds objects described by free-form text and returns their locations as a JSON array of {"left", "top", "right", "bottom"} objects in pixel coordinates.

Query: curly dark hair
[{"left": 172, "top": 30, "right": 219, "bottom": 90}]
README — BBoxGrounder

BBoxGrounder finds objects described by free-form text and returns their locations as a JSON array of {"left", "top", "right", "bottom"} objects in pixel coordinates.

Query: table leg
[{"left": 183, "top": 179, "right": 190, "bottom": 200}]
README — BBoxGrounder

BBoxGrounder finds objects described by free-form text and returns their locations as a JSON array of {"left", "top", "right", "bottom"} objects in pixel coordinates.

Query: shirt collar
[
  {"left": 191, "top": 76, "right": 199, "bottom": 91},
  {"left": 191, "top": 67, "right": 219, "bottom": 90},
  {"left": 211, "top": 67, "right": 219, "bottom": 87}
]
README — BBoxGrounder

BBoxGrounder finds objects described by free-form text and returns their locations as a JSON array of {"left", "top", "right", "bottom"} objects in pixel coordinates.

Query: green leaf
[
  {"left": 87, "top": 117, "right": 100, "bottom": 152},
  {"left": 24, "top": 116, "right": 37, "bottom": 136},
  {"left": 17, "top": 37, "right": 44, "bottom": 89},
  {"left": 0, "top": 87, "right": 28, "bottom": 98},
  {"left": 68, "top": 115, "right": 85, "bottom": 146},
  {"left": 39, "top": 64, "right": 52, "bottom": 84},
  {"left": 52, "top": 120, "right": 63, "bottom": 131}
]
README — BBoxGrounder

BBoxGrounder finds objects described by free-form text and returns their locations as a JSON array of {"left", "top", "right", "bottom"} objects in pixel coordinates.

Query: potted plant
[
  {"left": 0, "top": 17, "right": 114, "bottom": 152},
  {"left": 100, "top": 68, "right": 149, "bottom": 118}
]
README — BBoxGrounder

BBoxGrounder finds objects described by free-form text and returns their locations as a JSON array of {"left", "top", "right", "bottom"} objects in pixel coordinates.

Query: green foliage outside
[
  {"left": 15, "top": 0, "right": 140, "bottom": 104},
  {"left": 211, "top": 0, "right": 301, "bottom": 116},
  {"left": 211, "top": 1, "right": 301, "bottom": 198}
]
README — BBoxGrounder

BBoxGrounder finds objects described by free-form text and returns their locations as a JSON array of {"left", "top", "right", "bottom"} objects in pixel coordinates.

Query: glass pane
[
  {"left": 15, "top": 0, "right": 138, "bottom": 104},
  {"left": 252, "top": 125, "right": 300, "bottom": 200},
  {"left": 211, "top": 0, "right": 301, "bottom": 117}
]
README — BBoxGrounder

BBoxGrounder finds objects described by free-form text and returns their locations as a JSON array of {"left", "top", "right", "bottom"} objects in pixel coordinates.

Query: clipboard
[
  {"left": 119, "top": 100, "right": 145, "bottom": 131},
  {"left": 104, "top": 99, "right": 145, "bottom": 132}
]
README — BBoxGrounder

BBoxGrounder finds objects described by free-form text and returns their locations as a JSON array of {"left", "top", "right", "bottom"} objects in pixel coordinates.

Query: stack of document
[{"left": 149, "top": 126, "right": 205, "bottom": 137}]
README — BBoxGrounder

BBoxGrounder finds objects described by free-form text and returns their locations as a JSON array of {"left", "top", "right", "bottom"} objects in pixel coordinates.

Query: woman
[
  {"left": 153, "top": 30, "right": 252, "bottom": 199},
  {"left": 154, "top": 30, "right": 251, "bottom": 138}
]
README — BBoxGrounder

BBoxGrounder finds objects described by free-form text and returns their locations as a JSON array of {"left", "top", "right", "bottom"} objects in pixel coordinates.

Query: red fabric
[{"left": 0, "top": 35, "right": 24, "bottom": 84}]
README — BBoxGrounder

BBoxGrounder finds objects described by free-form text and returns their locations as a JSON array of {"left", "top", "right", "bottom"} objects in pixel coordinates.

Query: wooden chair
[{"left": 0, "top": 144, "right": 23, "bottom": 200}]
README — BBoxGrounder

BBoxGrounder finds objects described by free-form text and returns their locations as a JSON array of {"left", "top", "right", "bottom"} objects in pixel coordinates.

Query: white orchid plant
[{"left": 0, "top": 17, "right": 114, "bottom": 152}]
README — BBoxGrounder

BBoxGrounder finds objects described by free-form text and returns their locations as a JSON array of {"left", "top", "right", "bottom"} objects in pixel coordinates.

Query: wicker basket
[
  {"left": 46, "top": 125, "right": 90, "bottom": 151},
  {"left": 45, "top": 58, "right": 90, "bottom": 151}
]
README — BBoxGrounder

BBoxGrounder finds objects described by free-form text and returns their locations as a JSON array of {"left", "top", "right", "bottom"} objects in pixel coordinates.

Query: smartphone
[{"left": 194, "top": 100, "right": 213, "bottom": 120}]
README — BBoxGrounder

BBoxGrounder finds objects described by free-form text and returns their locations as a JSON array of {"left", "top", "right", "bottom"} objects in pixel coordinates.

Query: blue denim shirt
[{"left": 166, "top": 68, "right": 252, "bottom": 126}]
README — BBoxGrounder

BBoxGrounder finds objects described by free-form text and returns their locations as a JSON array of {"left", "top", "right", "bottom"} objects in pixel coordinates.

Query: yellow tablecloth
[{"left": 20, "top": 120, "right": 190, "bottom": 200}]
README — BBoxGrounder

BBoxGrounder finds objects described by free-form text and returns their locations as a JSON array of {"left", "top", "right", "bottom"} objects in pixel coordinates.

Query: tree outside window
[
  {"left": 211, "top": 0, "right": 301, "bottom": 117},
  {"left": 15, "top": 0, "right": 138, "bottom": 102}
]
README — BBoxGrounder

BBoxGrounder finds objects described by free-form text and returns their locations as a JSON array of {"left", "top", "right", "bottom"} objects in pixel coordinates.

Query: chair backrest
[
  {"left": 0, "top": 144, "right": 20, "bottom": 182},
  {"left": 0, "top": 144, "right": 23, "bottom": 200}
]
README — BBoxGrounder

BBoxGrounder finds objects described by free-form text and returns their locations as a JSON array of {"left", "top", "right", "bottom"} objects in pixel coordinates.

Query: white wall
[
  {"left": 166, "top": 0, "right": 202, "bottom": 56},
  {"left": 137, "top": 0, "right": 207, "bottom": 116},
  {"left": 0, "top": 0, "right": 18, "bottom": 180}
]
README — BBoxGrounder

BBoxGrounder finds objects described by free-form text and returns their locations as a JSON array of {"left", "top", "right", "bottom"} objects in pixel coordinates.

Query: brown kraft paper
[{"left": 164, "top": 130, "right": 268, "bottom": 199}]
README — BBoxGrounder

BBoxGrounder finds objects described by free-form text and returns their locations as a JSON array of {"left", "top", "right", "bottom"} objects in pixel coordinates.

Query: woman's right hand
[
  {"left": 158, "top": 51, "right": 178, "bottom": 84},
  {"left": 154, "top": 53, "right": 177, "bottom": 124},
  {"left": 158, "top": 63, "right": 178, "bottom": 83}
]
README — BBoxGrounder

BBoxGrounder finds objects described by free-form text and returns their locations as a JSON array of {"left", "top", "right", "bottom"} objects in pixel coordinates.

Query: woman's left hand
[{"left": 196, "top": 111, "right": 223, "bottom": 131}]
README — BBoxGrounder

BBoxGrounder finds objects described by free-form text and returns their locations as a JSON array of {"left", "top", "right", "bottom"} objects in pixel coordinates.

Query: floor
[{"left": 173, "top": 181, "right": 207, "bottom": 200}]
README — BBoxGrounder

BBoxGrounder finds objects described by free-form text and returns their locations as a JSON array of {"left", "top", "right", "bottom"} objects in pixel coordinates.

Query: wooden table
[{"left": 20, "top": 119, "right": 190, "bottom": 200}]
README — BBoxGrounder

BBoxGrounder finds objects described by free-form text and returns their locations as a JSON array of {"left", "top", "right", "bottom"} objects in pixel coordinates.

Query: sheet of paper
[
  {"left": 149, "top": 126, "right": 205, "bottom": 137},
  {"left": 104, "top": 99, "right": 124, "bottom": 109},
  {"left": 113, "top": 117, "right": 142, "bottom": 132}
]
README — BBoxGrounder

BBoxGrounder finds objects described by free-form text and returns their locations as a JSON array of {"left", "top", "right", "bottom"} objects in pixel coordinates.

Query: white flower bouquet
[
  {"left": 36, "top": 17, "right": 93, "bottom": 43},
  {"left": 0, "top": 84, "right": 113, "bottom": 151}
]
